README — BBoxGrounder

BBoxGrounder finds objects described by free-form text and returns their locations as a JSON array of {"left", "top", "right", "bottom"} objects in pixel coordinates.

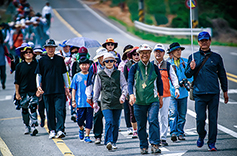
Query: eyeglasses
[
  {"left": 132, "top": 53, "right": 139, "bottom": 56},
  {"left": 24, "top": 51, "right": 33, "bottom": 54},
  {"left": 104, "top": 60, "right": 115, "bottom": 63},
  {"left": 107, "top": 43, "right": 114, "bottom": 46}
]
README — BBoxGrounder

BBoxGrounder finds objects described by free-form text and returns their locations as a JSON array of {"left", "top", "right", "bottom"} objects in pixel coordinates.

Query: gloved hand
[
  {"left": 93, "top": 102, "right": 100, "bottom": 113},
  {"left": 119, "top": 94, "right": 126, "bottom": 104},
  {"left": 175, "top": 88, "right": 180, "bottom": 99}
]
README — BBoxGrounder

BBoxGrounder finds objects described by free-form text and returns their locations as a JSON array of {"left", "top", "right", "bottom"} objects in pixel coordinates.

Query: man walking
[
  {"left": 36, "top": 39, "right": 70, "bottom": 139},
  {"left": 185, "top": 31, "right": 228, "bottom": 151},
  {"left": 152, "top": 43, "right": 180, "bottom": 146},
  {"left": 128, "top": 44, "right": 163, "bottom": 154}
]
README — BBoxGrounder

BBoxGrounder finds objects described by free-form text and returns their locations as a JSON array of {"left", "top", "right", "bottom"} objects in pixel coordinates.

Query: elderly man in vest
[
  {"left": 128, "top": 44, "right": 163, "bottom": 154},
  {"left": 153, "top": 43, "right": 180, "bottom": 146}
]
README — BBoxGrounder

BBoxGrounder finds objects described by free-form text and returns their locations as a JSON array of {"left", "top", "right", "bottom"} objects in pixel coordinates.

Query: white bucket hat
[
  {"left": 137, "top": 44, "right": 152, "bottom": 53},
  {"left": 103, "top": 53, "right": 116, "bottom": 63},
  {"left": 93, "top": 47, "right": 108, "bottom": 60},
  {"left": 153, "top": 43, "right": 165, "bottom": 52}
]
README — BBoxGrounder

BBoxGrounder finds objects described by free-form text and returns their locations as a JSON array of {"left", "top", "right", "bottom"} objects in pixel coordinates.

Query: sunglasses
[
  {"left": 24, "top": 51, "right": 33, "bottom": 54},
  {"left": 107, "top": 43, "right": 114, "bottom": 46},
  {"left": 132, "top": 53, "right": 139, "bottom": 56},
  {"left": 104, "top": 60, "right": 115, "bottom": 63}
]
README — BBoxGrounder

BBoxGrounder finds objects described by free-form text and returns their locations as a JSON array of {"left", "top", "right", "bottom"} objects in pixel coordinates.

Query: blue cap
[
  {"left": 198, "top": 31, "right": 211, "bottom": 41},
  {"left": 59, "top": 40, "right": 67, "bottom": 47}
]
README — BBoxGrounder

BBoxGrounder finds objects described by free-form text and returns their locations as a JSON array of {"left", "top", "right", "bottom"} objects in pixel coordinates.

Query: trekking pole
[{"left": 190, "top": 0, "right": 194, "bottom": 60}]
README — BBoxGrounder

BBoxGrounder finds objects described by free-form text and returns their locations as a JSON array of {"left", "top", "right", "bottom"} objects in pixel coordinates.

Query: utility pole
[{"left": 138, "top": 0, "right": 144, "bottom": 22}]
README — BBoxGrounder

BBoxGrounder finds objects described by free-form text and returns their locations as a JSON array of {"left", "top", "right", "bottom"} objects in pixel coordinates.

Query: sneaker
[
  {"left": 79, "top": 128, "right": 84, "bottom": 140},
  {"left": 94, "top": 138, "right": 101, "bottom": 144},
  {"left": 71, "top": 114, "right": 77, "bottom": 122},
  {"left": 178, "top": 135, "right": 185, "bottom": 140},
  {"left": 160, "top": 140, "right": 168, "bottom": 146},
  {"left": 127, "top": 127, "right": 133, "bottom": 135},
  {"left": 197, "top": 138, "right": 204, "bottom": 148},
  {"left": 112, "top": 143, "right": 117, "bottom": 149},
  {"left": 208, "top": 143, "right": 217, "bottom": 151},
  {"left": 132, "top": 131, "right": 138, "bottom": 138},
  {"left": 56, "top": 131, "right": 65, "bottom": 138},
  {"left": 2, "top": 84, "right": 5, "bottom": 90},
  {"left": 24, "top": 126, "right": 31, "bottom": 135},
  {"left": 151, "top": 145, "right": 161, "bottom": 153},
  {"left": 49, "top": 130, "right": 56, "bottom": 139},
  {"left": 140, "top": 148, "right": 148, "bottom": 154},
  {"left": 84, "top": 136, "right": 92, "bottom": 143},
  {"left": 171, "top": 133, "right": 177, "bottom": 142},
  {"left": 30, "top": 127, "right": 38, "bottom": 136},
  {"left": 106, "top": 142, "right": 112, "bottom": 150}
]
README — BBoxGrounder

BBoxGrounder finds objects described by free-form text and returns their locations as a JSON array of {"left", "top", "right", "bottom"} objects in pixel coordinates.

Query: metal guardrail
[{"left": 134, "top": 21, "right": 212, "bottom": 36}]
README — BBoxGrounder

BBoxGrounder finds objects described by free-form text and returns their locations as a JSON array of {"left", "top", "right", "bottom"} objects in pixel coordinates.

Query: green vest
[
  {"left": 135, "top": 61, "right": 159, "bottom": 105},
  {"left": 98, "top": 69, "right": 123, "bottom": 110}
]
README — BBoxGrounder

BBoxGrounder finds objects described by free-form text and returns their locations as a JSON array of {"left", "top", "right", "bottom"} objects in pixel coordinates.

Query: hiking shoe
[
  {"left": 24, "top": 126, "right": 31, "bottom": 135},
  {"left": 56, "top": 131, "right": 65, "bottom": 138},
  {"left": 151, "top": 145, "right": 161, "bottom": 153},
  {"left": 84, "top": 136, "right": 92, "bottom": 143},
  {"left": 132, "top": 131, "right": 138, "bottom": 138},
  {"left": 30, "top": 127, "right": 38, "bottom": 136},
  {"left": 160, "top": 140, "right": 168, "bottom": 146},
  {"left": 171, "top": 134, "right": 177, "bottom": 142},
  {"left": 208, "top": 143, "right": 217, "bottom": 151},
  {"left": 127, "top": 127, "right": 133, "bottom": 135},
  {"left": 40, "top": 119, "right": 45, "bottom": 127},
  {"left": 178, "top": 135, "right": 186, "bottom": 140},
  {"left": 79, "top": 128, "right": 84, "bottom": 140},
  {"left": 197, "top": 138, "right": 204, "bottom": 148},
  {"left": 140, "top": 148, "right": 148, "bottom": 154},
  {"left": 71, "top": 114, "right": 77, "bottom": 122},
  {"left": 49, "top": 130, "right": 56, "bottom": 139},
  {"left": 112, "top": 143, "right": 117, "bottom": 149},
  {"left": 95, "top": 138, "right": 101, "bottom": 144},
  {"left": 2, "top": 84, "right": 5, "bottom": 90},
  {"left": 106, "top": 142, "right": 112, "bottom": 150}
]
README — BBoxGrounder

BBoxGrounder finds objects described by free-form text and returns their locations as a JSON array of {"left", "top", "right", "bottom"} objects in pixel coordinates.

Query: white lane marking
[
  {"left": 0, "top": 137, "right": 13, "bottom": 156},
  {"left": 230, "top": 52, "right": 237, "bottom": 56},
  {"left": 55, "top": 8, "right": 87, "bottom": 11},
  {"left": 0, "top": 95, "right": 12, "bottom": 101},
  {"left": 234, "top": 125, "right": 237, "bottom": 129},
  {"left": 228, "top": 89, "right": 237, "bottom": 94},
  {"left": 79, "top": 0, "right": 142, "bottom": 42},
  {"left": 120, "top": 131, "right": 187, "bottom": 155},
  {"left": 187, "top": 109, "right": 237, "bottom": 138},
  {"left": 220, "top": 98, "right": 237, "bottom": 104}
]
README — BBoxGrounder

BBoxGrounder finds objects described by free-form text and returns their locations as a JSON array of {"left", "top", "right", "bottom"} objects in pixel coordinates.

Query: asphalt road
[{"left": 0, "top": 0, "right": 237, "bottom": 156}]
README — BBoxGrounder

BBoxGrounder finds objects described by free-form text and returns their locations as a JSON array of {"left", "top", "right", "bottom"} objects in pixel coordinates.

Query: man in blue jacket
[{"left": 185, "top": 31, "right": 228, "bottom": 151}]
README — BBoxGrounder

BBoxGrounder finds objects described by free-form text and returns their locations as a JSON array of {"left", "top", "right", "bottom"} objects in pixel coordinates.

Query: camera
[{"left": 179, "top": 79, "right": 190, "bottom": 91}]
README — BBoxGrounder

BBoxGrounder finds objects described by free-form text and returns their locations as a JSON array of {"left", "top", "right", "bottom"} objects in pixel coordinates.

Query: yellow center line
[
  {"left": 38, "top": 117, "right": 74, "bottom": 156},
  {"left": 0, "top": 116, "right": 22, "bottom": 121},
  {"left": 227, "top": 76, "right": 237, "bottom": 83},
  {"left": 0, "top": 137, "right": 13, "bottom": 156},
  {"left": 227, "top": 72, "right": 237, "bottom": 79},
  {"left": 53, "top": 9, "right": 82, "bottom": 37}
]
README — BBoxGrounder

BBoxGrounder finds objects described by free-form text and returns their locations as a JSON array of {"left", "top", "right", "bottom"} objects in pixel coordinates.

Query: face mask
[
  {"left": 36, "top": 55, "right": 41, "bottom": 60},
  {"left": 72, "top": 53, "right": 77, "bottom": 59}
]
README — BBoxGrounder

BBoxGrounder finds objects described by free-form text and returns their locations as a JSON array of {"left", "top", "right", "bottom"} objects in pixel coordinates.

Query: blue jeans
[
  {"left": 195, "top": 94, "right": 219, "bottom": 144},
  {"left": 169, "top": 97, "right": 187, "bottom": 136},
  {"left": 133, "top": 102, "right": 160, "bottom": 149},
  {"left": 43, "top": 94, "right": 66, "bottom": 132},
  {"left": 102, "top": 109, "right": 121, "bottom": 145}
]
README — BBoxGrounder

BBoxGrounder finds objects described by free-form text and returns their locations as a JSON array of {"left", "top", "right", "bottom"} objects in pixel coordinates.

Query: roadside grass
[{"left": 108, "top": 16, "right": 237, "bottom": 47}]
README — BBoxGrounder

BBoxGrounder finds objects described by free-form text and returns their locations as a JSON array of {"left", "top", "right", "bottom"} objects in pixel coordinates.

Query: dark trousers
[
  {"left": 38, "top": 97, "right": 45, "bottom": 122},
  {"left": 123, "top": 100, "right": 132, "bottom": 127},
  {"left": 0, "top": 65, "right": 6, "bottom": 86},
  {"left": 43, "top": 93, "right": 66, "bottom": 132},
  {"left": 93, "top": 101, "right": 103, "bottom": 139},
  {"left": 195, "top": 94, "right": 219, "bottom": 144}
]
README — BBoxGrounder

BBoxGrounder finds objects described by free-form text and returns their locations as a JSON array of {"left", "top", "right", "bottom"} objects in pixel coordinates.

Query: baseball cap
[
  {"left": 198, "top": 31, "right": 211, "bottom": 41},
  {"left": 153, "top": 43, "right": 165, "bottom": 52}
]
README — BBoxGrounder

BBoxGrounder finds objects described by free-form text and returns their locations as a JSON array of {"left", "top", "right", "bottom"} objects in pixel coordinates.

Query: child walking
[
  {"left": 93, "top": 53, "right": 128, "bottom": 150},
  {"left": 71, "top": 57, "right": 93, "bottom": 143}
]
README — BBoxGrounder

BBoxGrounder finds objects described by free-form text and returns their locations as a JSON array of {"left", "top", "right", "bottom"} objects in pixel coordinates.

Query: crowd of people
[{"left": 0, "top": 22, "right": 229, "bottom": 154}]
